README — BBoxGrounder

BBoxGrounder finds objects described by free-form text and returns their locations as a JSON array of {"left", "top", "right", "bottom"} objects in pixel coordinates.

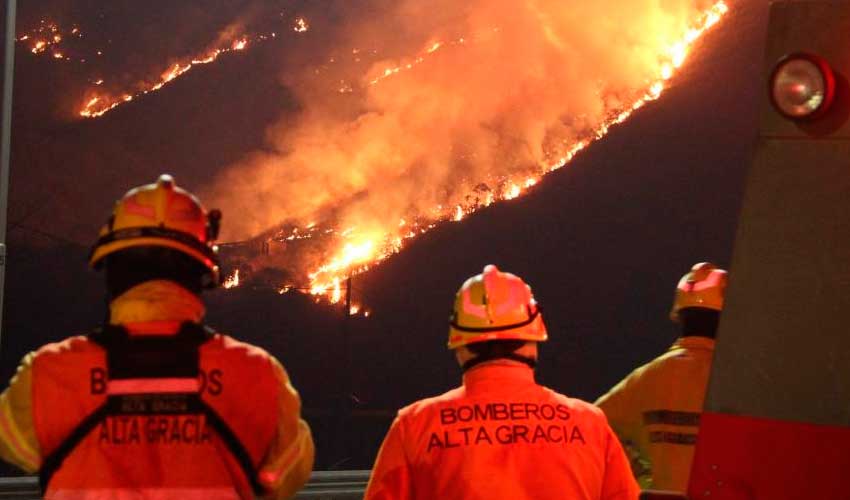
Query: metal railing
[
  {"left": 640, "top": 492, "right": 688, "bottom": 500},
  {"left": 0, "top": 471, "right": 370, "bottom": 499}
]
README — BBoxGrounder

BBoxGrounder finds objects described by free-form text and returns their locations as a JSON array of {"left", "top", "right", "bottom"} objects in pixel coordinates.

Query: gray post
[{"left": 0, "top": 0, "right": 17, "bottom": 351}]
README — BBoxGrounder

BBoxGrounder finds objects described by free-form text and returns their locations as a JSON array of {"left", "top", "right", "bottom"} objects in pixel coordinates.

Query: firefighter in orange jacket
[
  {"left": 0, "top": 175, "right": 314, "bottom": 498},
  {"left": 365, "top": 265, "right": 639, "bottom": 500},
  {"left": 595, "top": 262, "right": 726, "bottom": 492}
]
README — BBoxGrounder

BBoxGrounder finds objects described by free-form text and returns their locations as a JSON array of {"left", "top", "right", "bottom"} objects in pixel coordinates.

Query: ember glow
[
  {"left": 17, "top": 20, "right": 82, "bottom": 59},
  {"left": 78, "top": 19, "right": 309, "bottom": 119},
  {"left": 79, "top": 44, "right": 243, "bottom": 118},
  {"left": 206, "top": 0, "right": 729, "bottom": 303},
  {"left": 223, "top": 270, "right": 241, "bottom": 289},
  {"left": 294, "top": 18, "right": 310, "bottom": 33}
]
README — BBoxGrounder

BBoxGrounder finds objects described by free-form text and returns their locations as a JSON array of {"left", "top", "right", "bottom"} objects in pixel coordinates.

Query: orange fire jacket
[
  {"left": 365, "top": 362, "right": 639, "bottom": 500},
  {"left": 595, "top": 336, "right": 715, "bottom": 492},
  {"left": 0, "top": 281, "right": 314, "bottom": 499}
]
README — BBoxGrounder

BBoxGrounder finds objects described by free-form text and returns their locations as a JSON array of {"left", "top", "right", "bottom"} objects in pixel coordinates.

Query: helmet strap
[{"left": 462, "top": 352, "right": 537, "bottom": 372}]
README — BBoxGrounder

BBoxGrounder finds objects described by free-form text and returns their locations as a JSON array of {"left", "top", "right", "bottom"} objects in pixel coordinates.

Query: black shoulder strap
[
  {"left": 39, "top": 323, "right": 265, "bottom": 497},
  {"left": 198, "top": 400, "right": 265, "bottom": 495},
  {"left": 38, "top": 403, "right": 110, "bottom": 492}
]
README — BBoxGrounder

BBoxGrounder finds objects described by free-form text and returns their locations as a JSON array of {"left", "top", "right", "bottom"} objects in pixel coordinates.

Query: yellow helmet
[
  {"left": 670, "top": 262, "right": 727, "bottom": 322},
  {"left": 89, "top": 174, "right": 222, "bottom": 287},
  {"left": 448, "top": 265, "right": 547, "bottom": 349}
]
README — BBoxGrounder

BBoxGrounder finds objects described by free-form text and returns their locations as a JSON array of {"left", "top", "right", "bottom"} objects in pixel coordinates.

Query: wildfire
[
  {"left": 80, "top": 50, "right": 230, "bottom": 117},
  {"left": 295, "top": 1, "right": 729, "bottom": 303},
  {"left": 18, "top": 21, "right": 84, "bottom": 58},
  {"left": 223, "top": 269, "right": 240, "bottom": 289},
  {"left": 453, "top": 205, "right": 464, "bottom": 222},
  {"left": 367, "top": 37, "right": 459, "bottom": 86},
  {"left": 349, "top": 304, "right": 371, "bottom": 317},
  {"left": 309, "top": 240, "right": 377, "bottom": 298},
  {"left": 79, "top": 17, "right": 310, "bottom": 119},
  {"left": 294, "top": 18, "right": 309, "bottom": 33}
]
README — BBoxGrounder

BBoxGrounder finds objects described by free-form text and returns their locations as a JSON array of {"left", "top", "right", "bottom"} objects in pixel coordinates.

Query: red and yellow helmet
[
  {"left": 670, "top": 262, "right": 727, "bottom": 322},
  {"left": 448, "top": 265, "right": 547, "bottom": 349},
  {"left": 89, "top": 174, "right": 222, "bottom": 287}
]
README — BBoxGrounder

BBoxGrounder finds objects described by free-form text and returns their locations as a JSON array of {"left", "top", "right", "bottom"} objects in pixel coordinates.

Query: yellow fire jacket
[
  {"left": 0, "top": 280, "right": 314, "bottom": 499},
  {"left": 594, "top": 336, "right": 715, "bottom": 492}
]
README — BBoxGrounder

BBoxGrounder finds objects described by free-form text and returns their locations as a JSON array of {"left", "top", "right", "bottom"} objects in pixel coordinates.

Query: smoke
[{"left": 203, "top": 0, "right": 715, "bottom": 245}]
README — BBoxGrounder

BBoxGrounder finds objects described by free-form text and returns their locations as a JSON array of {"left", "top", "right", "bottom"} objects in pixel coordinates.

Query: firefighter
[
  {"left": 365, "top": 265, "right": 639, "bottom": 500},
  {"left": 0, "top": 175, "right": 314, "bottom": 498},
  {"left": 595, "top": 262, "right": 726, "bottom": 492}
]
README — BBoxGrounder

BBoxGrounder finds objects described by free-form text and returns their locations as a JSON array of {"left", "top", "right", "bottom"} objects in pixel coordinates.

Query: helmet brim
[
  {"left": 448, "top": 316, "right": 547, "bottom": 349},
  {"left": 89, "top": 237, "right": 220, "bottom": 284}
]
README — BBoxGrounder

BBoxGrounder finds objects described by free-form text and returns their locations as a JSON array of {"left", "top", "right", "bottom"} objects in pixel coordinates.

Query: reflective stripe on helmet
[
  {"left": 450, "top": 306, "right": 541, "bottom": 333},
  {"left": 89, "top": 226, "right": 218, "bottom": 266}
]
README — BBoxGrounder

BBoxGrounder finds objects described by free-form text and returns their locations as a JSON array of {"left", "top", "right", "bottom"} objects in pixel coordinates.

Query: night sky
[{"left": 0, "top": 0, "right": 769, "bottom": 469}]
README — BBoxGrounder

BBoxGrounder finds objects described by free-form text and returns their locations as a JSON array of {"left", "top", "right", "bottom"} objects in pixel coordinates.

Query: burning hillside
[
  {"left": 78, "top": 17, "right": 311, "bottom": 118},
  {"left": 14, "top": 5, "right": 313, "bottom": 119},
  {"left": 14, "top": 1, "right": 729, "bottom": 305},
  {"left": 207, "top": 0, "right": 729, "bottom": 302}
]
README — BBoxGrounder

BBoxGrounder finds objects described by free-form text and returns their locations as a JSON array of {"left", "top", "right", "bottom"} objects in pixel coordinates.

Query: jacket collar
[
  {"left": 671, "top": 336, "right": 716, "bottom": 352},
  {"left": 109, "top": 280, "right": 205, "bottom": 335},
  {"left": 462, "top": 361, "right": 536, "bottom": 389}
]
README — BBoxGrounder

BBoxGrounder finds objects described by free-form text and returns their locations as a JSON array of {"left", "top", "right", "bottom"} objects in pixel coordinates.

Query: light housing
[{"left": 769, "top": 52, "right": 836, "bottom": 120}]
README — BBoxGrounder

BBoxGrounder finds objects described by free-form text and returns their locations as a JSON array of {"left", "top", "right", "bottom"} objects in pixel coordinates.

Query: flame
[
  {"left": 18, "top": 21, "right": 83, "bottom": 57},
  {"left": 78, "top": 16, "right": 308, "bottom": 119},
  {"left": 17, "top": 17, "right": 303, "bottom": 119},
  {"left": 79, "top": 48, "right": 236, "bottom": 117},
  {"left": 291, "top": 1, "right": 729, "bottom": 303},
  {"left": 453, "top": 205, "right": 464, "bottom": 222},
  {"left": 294, "top": 18, "right": 309, "bottom": 33},
  {"left": 223, "top": 269, "right": 241, "bottom": 289},
  {"left": 347, "top": 303, "right": 371, "bottom": 317},
  {"left": 367, "top": 38, "right": 457, "bottom": 86},
  {"left": 312, "top": 240, "right": 376, "bottom": 281}
]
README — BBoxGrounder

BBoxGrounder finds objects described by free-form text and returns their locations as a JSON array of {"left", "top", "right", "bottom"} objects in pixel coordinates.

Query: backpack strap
[
  {"left": 39, "top": 322, "right": 265, "bottom": 496},
  {"left": 38, "top": 403, "right": 110, "bottom": 492}
]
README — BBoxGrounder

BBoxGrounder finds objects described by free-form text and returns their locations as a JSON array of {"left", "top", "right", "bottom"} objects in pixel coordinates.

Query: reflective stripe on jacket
[
  {"left": 0, "top": 280, "right": 314, "bottom": 499},
  {"left": 594, "top": 336, "right": 715, "bottom": 492},
  {"left": 365, "top": 362, "right": 639, "bottom": 500}
]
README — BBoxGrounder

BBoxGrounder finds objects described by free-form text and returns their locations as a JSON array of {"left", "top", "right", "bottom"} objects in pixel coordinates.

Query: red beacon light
[{"left": 769, "top": 53, "right": 836, "bottom": 120}]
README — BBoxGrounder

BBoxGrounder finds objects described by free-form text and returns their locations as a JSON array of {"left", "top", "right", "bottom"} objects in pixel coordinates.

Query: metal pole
[
  {"left": 331, "top": 276, "right": 355, "bottom": 467},
  {"left": 344, "top": 276, "right": 353, "bottom": 399},
  {"left": 341, "top": 276, "right": 353, "bottom": 460},
  {"left": 0, "top": 0, "right": 18, "bottom": 351}
]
